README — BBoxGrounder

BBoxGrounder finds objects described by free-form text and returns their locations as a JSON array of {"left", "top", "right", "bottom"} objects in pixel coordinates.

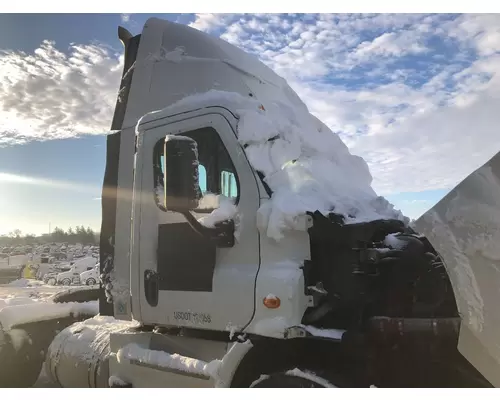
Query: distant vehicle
[
  {"left": 33, "top": 256, "right": 61, "bottom": 281},
  {"left": 55, "top": 256, "right": 97, "bottom": 286},
  {"left": 51, "top": 252, "right": 67, "bottom": 261},
  {"left": 79, "top": 264, "right": 99, "bottom": 286}
]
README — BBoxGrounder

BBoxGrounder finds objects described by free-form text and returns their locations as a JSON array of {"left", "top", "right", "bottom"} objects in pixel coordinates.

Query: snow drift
[
  {"left": 137, "top": 89, "right": 407, "bottom": 241},
  {"left": 0, "top": 300, "right": 98, "bottom": 330}
]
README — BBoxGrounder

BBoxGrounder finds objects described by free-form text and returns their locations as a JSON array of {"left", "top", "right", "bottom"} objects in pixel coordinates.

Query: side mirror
[{"left": 163, "top": 135, "right": 200, "bottom": 212}]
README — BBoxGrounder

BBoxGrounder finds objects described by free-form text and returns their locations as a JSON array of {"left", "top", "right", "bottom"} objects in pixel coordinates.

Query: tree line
[{"left": 0, "top": 226, "right": 99, "bottom": 247}]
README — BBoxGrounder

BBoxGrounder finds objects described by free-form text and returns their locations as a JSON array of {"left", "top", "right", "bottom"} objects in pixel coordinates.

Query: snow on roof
[{"left": 137, "top": 90, "right": 408, "bottom": 241}]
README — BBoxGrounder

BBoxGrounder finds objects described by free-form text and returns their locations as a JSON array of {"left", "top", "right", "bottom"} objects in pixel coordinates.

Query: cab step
[{"left": 117, "top": 343, "right": 221, "bottom": 380}]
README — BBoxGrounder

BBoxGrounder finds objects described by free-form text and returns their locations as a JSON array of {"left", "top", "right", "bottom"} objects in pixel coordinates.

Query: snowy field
[
  {"left": 0, "top": 279, "right": 141, "bottom": 388},
  {"left": 0, "top": 279, "right": 63, "bottom": 307}
]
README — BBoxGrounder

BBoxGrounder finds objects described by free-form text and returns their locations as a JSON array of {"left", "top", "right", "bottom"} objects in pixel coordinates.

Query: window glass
[
  {"left": 220, "top": 170, "right": 237, "bottom": 199},
  {"left": 198, "top": 164, "right": 207, "bottom": 194},
  {"left": 154, "top": 127, "right": 239, "bottom": 210}
]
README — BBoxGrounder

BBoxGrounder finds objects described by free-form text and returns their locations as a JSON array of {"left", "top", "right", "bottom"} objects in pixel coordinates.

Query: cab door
[{"left": 133, "top": 110, "right": 261, "bottom": 332}]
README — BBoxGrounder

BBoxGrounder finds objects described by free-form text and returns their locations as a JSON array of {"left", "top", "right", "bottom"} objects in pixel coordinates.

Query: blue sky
[{"left": 0, "top": 13, "right": 499, "bottom": 235}]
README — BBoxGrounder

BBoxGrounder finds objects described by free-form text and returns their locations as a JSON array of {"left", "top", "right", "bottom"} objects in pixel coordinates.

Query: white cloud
[
  {"left": 445, "top": 14, "right": 500, "bottom": 56},
  {"left": 1, "top": 13, "right": 500, "bottom": 199},
  {"left": 120, "top": 14, "right": 130, "bottom": 23},
  {"left": 293, "top": 57, "right": 500, "bottom": 195},
  {"left": 188, "top": 13, "right": 236, "bottom": 32},
  {"left": 188, "top": 13, "right": 500, "bottom": 195},
  {"left": 351, "top": 31, "right": 427, "bottom": 61},
  {"left": 0, "top": 40, "right": 123, "bottom": 146}
]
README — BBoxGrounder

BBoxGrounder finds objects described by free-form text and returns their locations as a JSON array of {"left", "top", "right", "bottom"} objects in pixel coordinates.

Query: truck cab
[
  {"left": 80, "top": 263, "right": 100, "bottom": 286},
  {"left": 97, "top": 17, "right": 324, "bottom": 344},
  {"left": 36, "top": 17, "right": 498, "bottom": 389}
]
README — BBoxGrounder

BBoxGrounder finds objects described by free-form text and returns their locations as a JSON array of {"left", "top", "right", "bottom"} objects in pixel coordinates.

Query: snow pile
[
  {"left": 6, "top": 278, "right": 44, "bottom": 288},
  {"left": 0, "top": 282, "right": 61, "bottom": 314},
  {"left": 7, "top": 328, "right": 33, "bottom": 351},
  {"left": 0, "top": 296, "right": 39, "bottom": 309},
  {"left": 285, "top": 368, "right": 336, "bottom": 387},
  {"left": 299, "top": 324, "right": 345, "bottom": 340},
  {"left": 234, "top": 96, "right": 408, "bottom": 240},
  {"left": 137, "top": 90, "right": 407, "bottom": 241},
  {"left": 197, "top": 194, "right": 241, "bottom": 241},
  {"left": 197, "top": 193, "right": 222, "bottom": 210},
  {"left": 0, "top": 300, "right": 99, "bottom": 330},
  {"left": 108, "top": 375, "right": 129, "bottom": 387},
  {"left": 117, "top": 343, "right": 222, "bottom": 380},
  {"left": 197, "top": 195, "right": 238, "bottom": 228},
  {"left": 225, "top": 322, "right": 239, "bottom": 340},
  {"left": 384, "top": 233, "right": 408, "bottom": 250},
  {"left": 249, "top": 374, "right": 271, "bottom": 387}
]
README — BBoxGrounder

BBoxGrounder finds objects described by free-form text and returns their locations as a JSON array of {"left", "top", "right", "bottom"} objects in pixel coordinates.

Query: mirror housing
[{"left": 163, "top": 135, "right": 200, "bottom": 211}]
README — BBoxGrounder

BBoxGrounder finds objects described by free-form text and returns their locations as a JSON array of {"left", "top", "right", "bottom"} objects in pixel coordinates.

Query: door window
[{"left": 154, "top": 127, "right": 239, "bottom": 210}]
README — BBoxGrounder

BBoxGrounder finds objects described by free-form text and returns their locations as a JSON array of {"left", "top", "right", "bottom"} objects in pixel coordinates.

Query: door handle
[{"left": 144, "top": 269, "right": 159, "bottom": 307}]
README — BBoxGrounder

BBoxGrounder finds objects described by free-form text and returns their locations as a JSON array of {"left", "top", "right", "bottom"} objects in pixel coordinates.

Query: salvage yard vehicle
[
  {"left": 0, "top": 18, "right": 498, "bottom": 388},
  {"left": 80, "top": 264, "right": 100, "bottom": 286},
  {"left": 44, "top": 257, "right": 98, "bottom": 286}
]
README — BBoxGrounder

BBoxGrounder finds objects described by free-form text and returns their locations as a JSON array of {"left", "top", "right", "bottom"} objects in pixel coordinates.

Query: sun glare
[{"left": 0, "top": 172, "right": 99, "bottom": 194}]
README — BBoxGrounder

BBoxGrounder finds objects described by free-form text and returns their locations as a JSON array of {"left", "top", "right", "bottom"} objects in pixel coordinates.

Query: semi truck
[{"left": 0, "top": 17, "right": 498, "bottom": 388}]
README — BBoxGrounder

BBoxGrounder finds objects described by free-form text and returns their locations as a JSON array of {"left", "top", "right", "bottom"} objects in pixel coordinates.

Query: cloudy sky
[{"left": 0, "top": 13, "right": 499, "bottom": 235}]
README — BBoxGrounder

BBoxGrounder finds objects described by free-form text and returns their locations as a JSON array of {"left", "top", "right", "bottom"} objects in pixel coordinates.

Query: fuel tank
[{"left": 44, "top": 316, "right": 138, "bottom": 387}]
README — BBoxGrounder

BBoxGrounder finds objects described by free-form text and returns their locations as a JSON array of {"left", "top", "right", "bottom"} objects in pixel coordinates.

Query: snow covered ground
[
  {"left": 0, "top": 279, "right": 63, "bottom": 310},
  {"left": 0, "top": 279, "right": 99, "bottom": 329},
  {"left": 0, "top": 280, "right": 95, "bottom": 387}
]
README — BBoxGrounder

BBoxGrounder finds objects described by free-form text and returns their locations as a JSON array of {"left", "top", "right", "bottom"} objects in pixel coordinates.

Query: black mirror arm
[
  {"left": 180, "top": 209, "right": 213, "bottom": 237},
  {"left": 178, "top": 210, "right": 235, "bottom": 248}
]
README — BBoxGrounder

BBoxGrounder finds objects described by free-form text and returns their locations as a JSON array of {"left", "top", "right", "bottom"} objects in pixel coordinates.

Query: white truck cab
[
  {"left": 56, "top": 256, "right": 97, "bottom": 286},
  {"left": 38, "top": 18, "right": 498, "bottom": 388},
  {"left": 80, "top": 264, "right": 100, "bottom": 286}
]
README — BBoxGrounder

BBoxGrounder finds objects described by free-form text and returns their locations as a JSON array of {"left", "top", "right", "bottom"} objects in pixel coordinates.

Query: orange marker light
[{"left": 263, "top": 295, "right": 281, "bottom": 309}]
